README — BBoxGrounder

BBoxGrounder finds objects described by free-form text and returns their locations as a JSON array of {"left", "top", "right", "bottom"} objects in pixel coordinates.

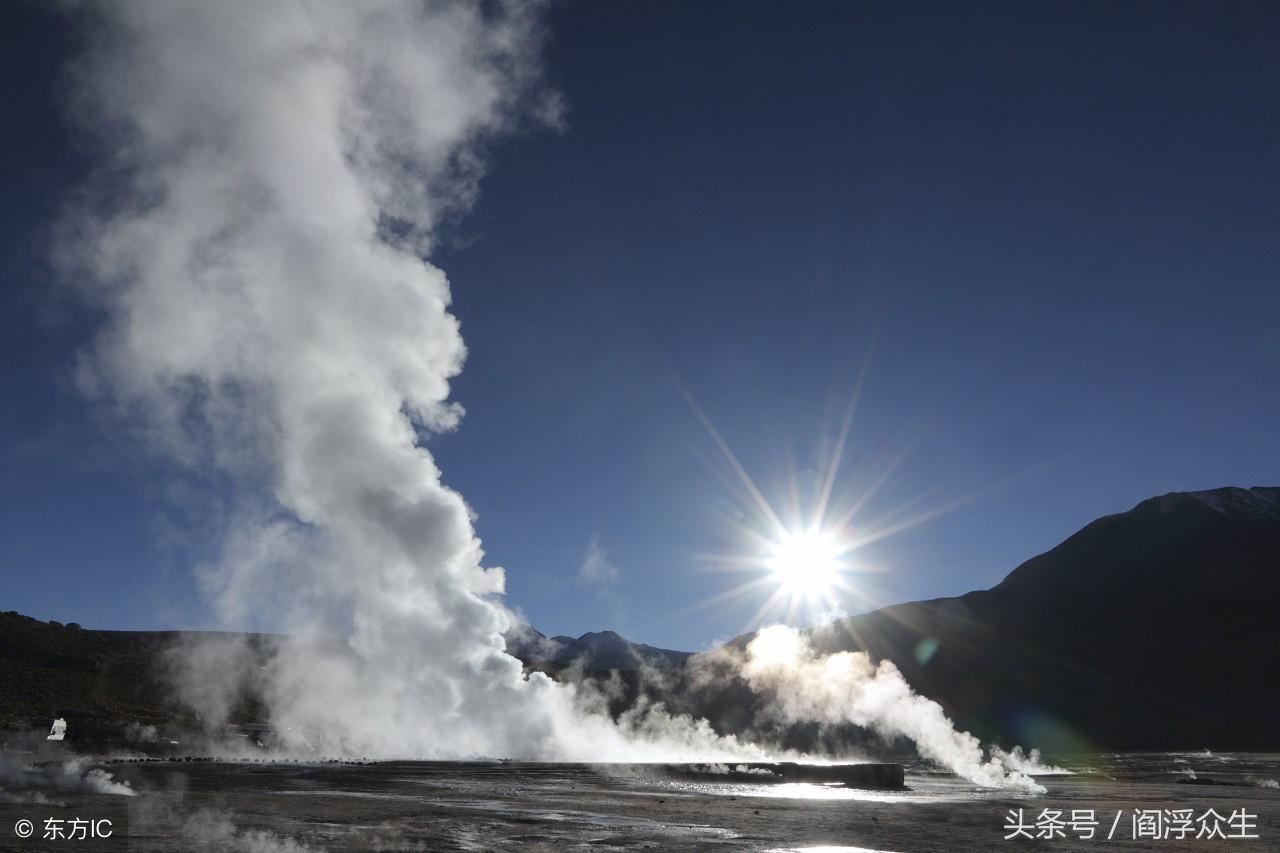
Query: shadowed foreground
[{"left": 3, "top": 758, "right": 1277, "bottom": 851}]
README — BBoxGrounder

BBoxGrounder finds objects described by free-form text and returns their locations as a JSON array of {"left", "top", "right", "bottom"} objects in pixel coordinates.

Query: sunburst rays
[{"left": 677, "top": 372, "right": 966, "bottom": 634}]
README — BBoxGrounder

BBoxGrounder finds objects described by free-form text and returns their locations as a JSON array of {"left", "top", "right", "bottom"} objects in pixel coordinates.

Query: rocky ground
[{"left": 2, "top": 757, "right": 1277, "bottom": 851}]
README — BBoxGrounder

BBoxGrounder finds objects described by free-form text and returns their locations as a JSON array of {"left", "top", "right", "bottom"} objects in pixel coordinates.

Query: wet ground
[{"left": 2, "top": 754, "right": 1278, "bottom": 851}]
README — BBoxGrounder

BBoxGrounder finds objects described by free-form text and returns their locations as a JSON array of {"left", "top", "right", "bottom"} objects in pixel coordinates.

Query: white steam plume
[
  {"left": 988, "top": 744, "right": 1071, "bottom": 777},
  {"left": 178, "top": 810, "right": 316, "bottom": 853},
  {"left": 57, "top": 0, "right": 757, "bottom": 763},
  {"left": 0, "top": 756, "right": 135, "bottom": 802},
  {"left": 739, "top": 626, "right": 1046, "bottom": 792}
]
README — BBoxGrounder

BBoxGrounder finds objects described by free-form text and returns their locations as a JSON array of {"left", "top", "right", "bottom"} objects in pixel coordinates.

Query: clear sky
[{"left": 3, "top": 1, "right": 1278, "bottom": 652}]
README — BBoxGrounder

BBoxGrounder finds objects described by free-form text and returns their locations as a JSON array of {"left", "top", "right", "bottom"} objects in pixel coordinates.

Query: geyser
[
  {"left": 57, "top": 0, "right": 758, "bottom": 764},
  {"left": 57, "top": 0, "right": 1047, "bottom": 791},
  {"left": 738, "top": 625, "right": 1046, "bottom": 792}
]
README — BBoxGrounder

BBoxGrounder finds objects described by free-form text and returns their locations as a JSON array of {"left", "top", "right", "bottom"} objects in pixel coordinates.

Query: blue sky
[{"left": 3, "top": 1, "right": 1279, "bottom": 651}]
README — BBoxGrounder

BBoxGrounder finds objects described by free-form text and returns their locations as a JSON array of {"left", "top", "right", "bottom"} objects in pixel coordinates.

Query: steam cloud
[
  {"left": 736, "top": 626, "right": 1047, "bottom": 792},
  {"left": 0, "top": 756, "right": 135, "bottom": 802},
  {"left": 178, "top": 810, "right": 315, "bottom": 853},
  {"left": 59, "top": 0, "right": 756, "bottom": 763},
  {"left": 57, "top": 0, "right": 1051, "bottom": 789}
]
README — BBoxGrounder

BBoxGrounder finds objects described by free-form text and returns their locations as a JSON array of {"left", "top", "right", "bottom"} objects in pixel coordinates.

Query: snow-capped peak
[{"left": 1185, "top": 486, "right": 1280, "bottom": 521}]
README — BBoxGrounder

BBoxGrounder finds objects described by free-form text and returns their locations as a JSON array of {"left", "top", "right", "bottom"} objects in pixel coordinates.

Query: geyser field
[
  {"left": 3, "top": 752, "right": 1279, "bottom": 851},
  {"left": 4, "top": 1, "right": 1279, "bottom": 850},
  {"left": 24, "top": 0, "right": 1052, "bottom": 789}
]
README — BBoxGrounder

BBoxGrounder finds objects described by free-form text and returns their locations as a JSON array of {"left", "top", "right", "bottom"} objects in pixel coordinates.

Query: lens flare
[
  {"left": 766, "top": 528, "right": 842, "bottom": 600},
  {"left": 676, "top": 373, "right": 996, "bottom": 633}
]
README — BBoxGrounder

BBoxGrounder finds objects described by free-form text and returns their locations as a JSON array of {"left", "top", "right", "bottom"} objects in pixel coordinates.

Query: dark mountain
[
  {"left": 0, "top": 614, "right": 253, "bottom": 740},
  {"left": 3, "top": 487, "right": 1277, "bottom": 753},
  {"left": 788, "top": 486, "right": 1280, "bottom": 751},
  {"left": 554, "top": 486, "right": 1279, "bottom": 753},
  {"left": 504, "top": 626, "right": 690, "bottom": 672}
]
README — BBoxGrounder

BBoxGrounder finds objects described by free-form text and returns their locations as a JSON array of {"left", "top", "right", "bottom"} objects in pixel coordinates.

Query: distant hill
[
  {"left": 3, "top": 487, "right": 1277, "bottom": 752},
  {"left": 0, "top": 616, "right": 679, "bottom": 742},
  {"left": 0, "top": 616, "right": 188, "bottom": 738},
  {"left": 506, "top": 626, "right": 690, "bottom": 672},
  {"left": 784, "top": 486, "right": 1280, "bottom": 751}
]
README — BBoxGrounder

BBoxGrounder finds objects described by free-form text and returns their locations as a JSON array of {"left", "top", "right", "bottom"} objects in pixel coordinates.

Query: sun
[
  {"left": 676, "top": 379, "right": 951, "bottom": 630},
  {"left": 766, "top": 528, "right": 843, "bottom": 601}
]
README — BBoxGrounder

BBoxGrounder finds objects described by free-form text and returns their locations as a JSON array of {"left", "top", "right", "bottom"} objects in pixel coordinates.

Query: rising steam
[
  {"left": 738, "top": 626, "right": 1045, "bottom": 792},
  {"left": 57, "top": 0, "right": 1050, "bottom": 789},
  {"left": 0, "top": 755, "right": 135, "bottom": 802},
  {"left": 57, "top": 0, "right": 755, "bottom": 764}
]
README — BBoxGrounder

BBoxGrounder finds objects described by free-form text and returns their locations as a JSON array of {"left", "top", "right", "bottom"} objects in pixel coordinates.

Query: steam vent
[{"left": 640, "top": 762, "right": 907, "bottom": 790}]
